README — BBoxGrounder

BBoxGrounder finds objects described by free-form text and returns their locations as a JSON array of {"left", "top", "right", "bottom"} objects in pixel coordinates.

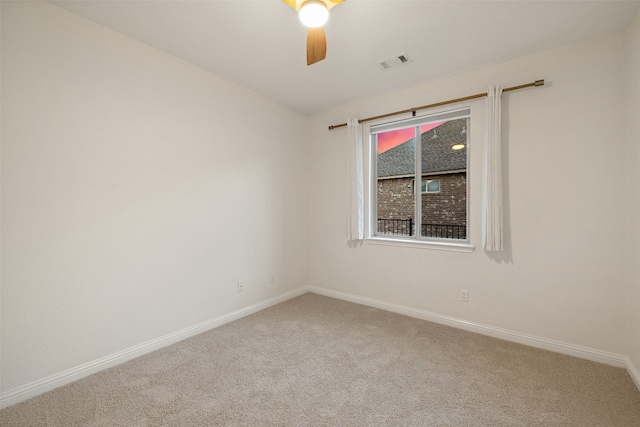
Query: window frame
[
  {"left": 422, "top": 178, "right": 441, "bottom": 194},
  {"left": 366, "top": 107, "right": 473, "bottom": 252}
]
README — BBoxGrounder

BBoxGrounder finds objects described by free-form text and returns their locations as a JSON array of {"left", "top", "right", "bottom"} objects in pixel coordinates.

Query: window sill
[{"left": 366, "top": 236, "right": 475, "bottom": 253}]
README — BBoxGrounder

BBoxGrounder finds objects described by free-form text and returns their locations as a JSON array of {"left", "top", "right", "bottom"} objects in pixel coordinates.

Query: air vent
[{"left": 378, "top": 53, "right": 412, "bottom": 70}]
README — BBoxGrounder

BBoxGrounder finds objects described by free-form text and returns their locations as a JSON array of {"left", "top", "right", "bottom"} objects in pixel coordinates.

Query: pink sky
[{"left": 377, "top": 122, "right": 444, "bottom": 153}]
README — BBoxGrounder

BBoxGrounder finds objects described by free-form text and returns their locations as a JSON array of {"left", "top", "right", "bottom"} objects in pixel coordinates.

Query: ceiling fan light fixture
[{"left": 299, "top": 0, "right": 329, "bottom": 28}]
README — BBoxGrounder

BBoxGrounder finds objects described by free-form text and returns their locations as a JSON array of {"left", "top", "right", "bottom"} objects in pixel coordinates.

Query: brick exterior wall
[
  {"left": 377, "top": 176, "right": 415, "bottom": 220},
  {"left": 377, "top": 172, "right": 466, "bottom": 237},
  {"left": 421, "top": 173, "right": 466, "bottom": 225}
]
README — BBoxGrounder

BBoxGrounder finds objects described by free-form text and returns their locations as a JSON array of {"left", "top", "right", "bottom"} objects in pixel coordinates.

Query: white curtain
[
  {"left": 482, "top": 86, "right": 503, "bottom": 251},
  {"left": 347, "top": 118, "right": 364, "bottom": 241}
]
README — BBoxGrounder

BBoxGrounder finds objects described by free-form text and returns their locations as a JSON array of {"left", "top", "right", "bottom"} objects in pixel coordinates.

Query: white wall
[
  {"left": 626, "top": 8, "right": 640, "bottom": 380},
  {"left": 309, "top": 33, "right": 629, "bottom": 356},
  {"left": 1, "top": 2, "right": 309, "bottom": 395},
  {"left": 2, "top": 0, "right": 638, "bottom": 406}
]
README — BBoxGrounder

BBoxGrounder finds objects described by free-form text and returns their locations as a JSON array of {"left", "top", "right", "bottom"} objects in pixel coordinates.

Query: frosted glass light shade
[{"left": 299, "top": 1, "right": 329, "bottom": 28}]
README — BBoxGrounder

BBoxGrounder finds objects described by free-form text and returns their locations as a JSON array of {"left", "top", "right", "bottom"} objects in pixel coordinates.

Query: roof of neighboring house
[{"left": 377, "top": 118, "right": 467, "bottom": 178}]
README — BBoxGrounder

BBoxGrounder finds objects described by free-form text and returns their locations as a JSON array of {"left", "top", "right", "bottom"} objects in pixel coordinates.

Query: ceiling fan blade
[{"left": 307, "top": 27, "right": 327, "bottom": 65}]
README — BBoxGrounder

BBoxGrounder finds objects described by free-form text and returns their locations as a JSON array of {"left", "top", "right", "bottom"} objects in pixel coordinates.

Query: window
[
  {"left": 371, "top": 108, "right": 469, "bottom": 241},
  {"left": 422, "top": 178, "right": 440, "bottom": 193}
]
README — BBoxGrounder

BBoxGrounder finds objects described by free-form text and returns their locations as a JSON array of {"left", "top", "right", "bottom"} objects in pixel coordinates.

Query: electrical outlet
[
  {"left": 461, "top": 289, "right": 469, "bottom": 302},
  {"left": 237, "top": 281, "right": 244, "bottom": 292}
]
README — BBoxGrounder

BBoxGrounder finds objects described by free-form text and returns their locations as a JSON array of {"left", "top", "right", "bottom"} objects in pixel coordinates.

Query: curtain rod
[{"left": 327, "top": 79, "right": 545, "bottom": 130}]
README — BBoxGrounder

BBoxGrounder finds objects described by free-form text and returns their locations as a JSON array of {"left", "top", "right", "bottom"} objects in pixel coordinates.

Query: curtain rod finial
[{"left": 535, "top": 79, "right": 544, "bottom": 87}]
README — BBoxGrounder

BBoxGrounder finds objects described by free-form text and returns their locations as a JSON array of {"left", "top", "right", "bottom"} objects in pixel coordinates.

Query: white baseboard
[
  {"left": 3, "top": 286, "right": 637, "bottom": 409},
  {"left": 626, "top": 357, "right": 640, "bottom": 392},
  {"left": 0, "top": 286, "right": 308, "bottom": 410},
  {"left": 308, "top": 286, "right": 630, "bottom": 370}
]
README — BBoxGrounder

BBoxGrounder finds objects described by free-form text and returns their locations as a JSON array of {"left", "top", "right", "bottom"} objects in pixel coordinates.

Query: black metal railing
[
  {"left": 377, "top": 218, "right": 414, "bottom": 236},
  {"left": 377, "top": 218, "right": 466, "bottom": 240},
  {"left": 421, "top": 223, "right": 466, "bottom": 239}
]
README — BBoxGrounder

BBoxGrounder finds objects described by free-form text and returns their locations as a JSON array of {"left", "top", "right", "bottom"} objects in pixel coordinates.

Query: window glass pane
[
  {"left": 376, "top": 126, "right": 416, "bottom": 237},
  {"left": 422, "top": 179, "right": 440, "bottom": 193},
  {"left": 420, "top": 118, "right": 468, "bottom": 239},
  {"left": 370, "top": 108, "right": 469, "bottom": 243}
]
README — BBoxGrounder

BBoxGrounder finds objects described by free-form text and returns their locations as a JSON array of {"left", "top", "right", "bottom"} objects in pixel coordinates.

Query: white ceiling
[{"left": 51, "top": 0, "right": 640, "bottom": 114}]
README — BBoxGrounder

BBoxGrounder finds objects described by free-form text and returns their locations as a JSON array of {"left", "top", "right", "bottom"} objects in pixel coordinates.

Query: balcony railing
[
  {"left": 377, "top": 218, "right": 466, "bottom": 240},
  {"left": 377, "top": 218, "right": 414, "bottom": 236}
]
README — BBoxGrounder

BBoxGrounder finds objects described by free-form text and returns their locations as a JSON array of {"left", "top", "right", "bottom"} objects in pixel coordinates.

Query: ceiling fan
[{"left": 282, "top": 0, "right": 344, "bottom": 65}]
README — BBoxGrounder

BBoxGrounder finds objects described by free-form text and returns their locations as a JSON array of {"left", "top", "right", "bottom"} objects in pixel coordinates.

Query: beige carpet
[{"left": 1, "top": 293, "right": 639, "bottom": 426}]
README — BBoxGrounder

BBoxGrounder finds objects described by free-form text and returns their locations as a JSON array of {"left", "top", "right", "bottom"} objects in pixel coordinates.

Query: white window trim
[
  {"left": 366, "top": 106, "right": 472, "bottom": 251},
  {"left": 366, "top": 236, "right": 474, "bottom": 253}
]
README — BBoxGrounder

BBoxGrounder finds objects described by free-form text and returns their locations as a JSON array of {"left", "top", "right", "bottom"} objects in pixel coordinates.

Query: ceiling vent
[{"left": 378, "top": 53, "right": 412, "bottom": 70}]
